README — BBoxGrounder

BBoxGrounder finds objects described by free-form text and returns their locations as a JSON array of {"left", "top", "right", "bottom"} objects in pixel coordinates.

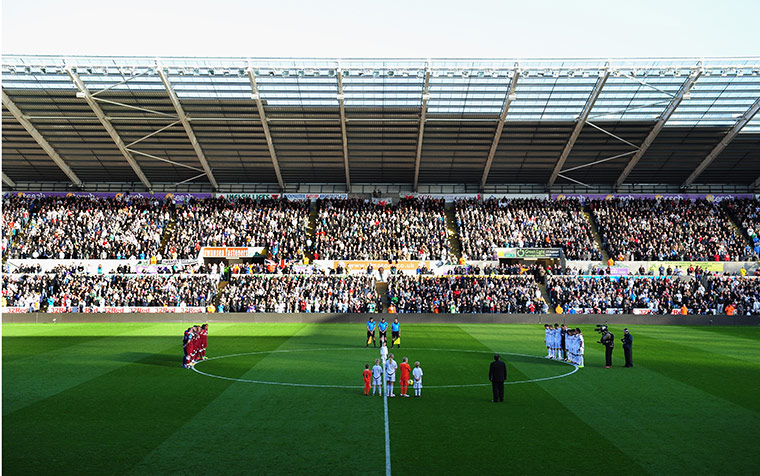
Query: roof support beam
[
  {"left": 682, "top": 97, "right": 760, "bottom": 188},
  {"left": 2, "top": 172, "right": 17, "bottom": 189},
  {"left": 481, "top": 68, "right": 520, "bottom": 190},
  {"left": 337, "top": 69, "right": 351, "bottom": 191},
  {"left": 66, "top": 66, "right": 153, "bottom": 191},
  {"left": 615, "top": 67, "right": 703, "bottom": 189},
  {"left": 247, "top": 68, "right": 285, "bottom": 191},
  {"left": 2, "top": 90, "right": 83, "bottom": 188},
  {"left": 547, "top": 68, "right": 610, "bottom": 189},
  {"left": 157, "top": 66, "right": 219, "bottom": 190},
  {"left": 752, "top": 176, "right": 760, "bottom": 191},
  {"left": 413, "top": 69, "right": 431, "bottom": 192}
]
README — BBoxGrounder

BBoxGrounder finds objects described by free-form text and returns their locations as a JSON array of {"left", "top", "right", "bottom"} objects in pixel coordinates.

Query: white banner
[
  {"left": 1, "top": 307, "right": 29, "bottom": 313},
  {"left": 200, "top": 247, "right": 266, "bottom": 258}
]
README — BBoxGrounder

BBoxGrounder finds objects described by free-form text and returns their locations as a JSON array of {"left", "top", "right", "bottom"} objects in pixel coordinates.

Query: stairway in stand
[
  {"left": 444, "top": 203, "right": 463, "bottom": 261},
  {"left": 583, "top": 205, "right": 609, "bottom": 262},
  {"left": 539, "top": 281, "right": 555, "bottom": 314},
  {"left": 306, "top": 201, "right": 319, "bottom": 260},
  {"left": 375, "top": 281, "right": 389, "bottom": 311},
  {"left": 159, "top": 214, "right": 177, "bottom": 257},
  {"left": 213, "top": 280, "right": 228, "bottom": 310}
]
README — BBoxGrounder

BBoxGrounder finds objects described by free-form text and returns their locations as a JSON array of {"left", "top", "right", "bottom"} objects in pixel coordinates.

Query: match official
[
  {"left": 489, "top": 353, "right": 507, "bottom": 403},
  {"left": 366, "top": 317, "right": 376, "bottom": 348}
]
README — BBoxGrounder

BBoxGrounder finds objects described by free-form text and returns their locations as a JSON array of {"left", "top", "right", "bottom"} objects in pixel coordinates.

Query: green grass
[{"left": 3, "top": 322, "right": 759, "bottom": 475}]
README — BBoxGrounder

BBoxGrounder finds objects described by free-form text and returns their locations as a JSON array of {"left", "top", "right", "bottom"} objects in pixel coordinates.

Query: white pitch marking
[
  {"left": 382, "top": 355, "right": 392, "bottom": 476},
  {"left": 191, "top": 347, "right": 578, "bottom": 389}
]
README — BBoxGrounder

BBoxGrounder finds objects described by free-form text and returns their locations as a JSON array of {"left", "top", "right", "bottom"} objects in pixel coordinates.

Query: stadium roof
[{"left": 2, "top": 55, "right": 760, "bottom": 193}]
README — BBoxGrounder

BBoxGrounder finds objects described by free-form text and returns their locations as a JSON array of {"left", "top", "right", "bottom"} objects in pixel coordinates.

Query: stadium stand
[
  {"left": 723, "top": 198, "right": 760, "bottom": 260},
  {"left": 3, "top": 56, "right": 760, "bottom": 316},
  {"left": 217, "top": 275, "right": 381, "bottom": 313},
  {"left": 165, "top": 198, "right": 309, "bottom": 260},
  {"left": 4, "top": 196, "right": 172, "bottom": 260},
  {"left": 314, "top": 198, "right": 451, "bottom": 261},
  {"left": 590, "top": 198, "right": 747, "bottom": 261},
  {"left": 387, "top": 275, "right": 546, "bottom": 314},
  {"left": 547, "top": 275, "right": 760, "bottom": 315},
  {"left": 2, "top": 274, "right": 216, "bottom": 310},
  {"left": 455, "top": 198, "right": 601, "bottom": 260}
]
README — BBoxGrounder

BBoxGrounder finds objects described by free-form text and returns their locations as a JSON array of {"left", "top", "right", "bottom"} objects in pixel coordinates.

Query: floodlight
[
  {"left": 76, "top": 91, "right": 86, "bottom": 99},
  {"left": 422, "top": 93, "right": 431, "bottom": 102},
  {"left": 250, "top": 93, "right": 260, "bottom": 100},
  {"left": 508, "top": 93, "right": 517, "bottom": 101}
]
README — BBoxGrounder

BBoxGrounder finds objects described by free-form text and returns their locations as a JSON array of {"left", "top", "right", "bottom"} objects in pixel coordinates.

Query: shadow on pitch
[{"left": 114, "top": 352, "right": 181, "bottom": 367}]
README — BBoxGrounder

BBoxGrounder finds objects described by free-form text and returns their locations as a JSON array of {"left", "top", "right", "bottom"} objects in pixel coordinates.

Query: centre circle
[{"left": 192, "top": 347, "right": 578, "bottom": 388}]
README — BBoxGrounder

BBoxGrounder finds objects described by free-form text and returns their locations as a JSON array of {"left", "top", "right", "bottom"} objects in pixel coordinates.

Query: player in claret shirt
[{"left": 199, "top": 323, "right": 208, "bottom": 360}]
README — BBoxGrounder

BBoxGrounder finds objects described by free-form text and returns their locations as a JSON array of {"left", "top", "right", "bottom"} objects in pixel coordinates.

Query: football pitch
[{"left": 3, "top": 322, "right": 759, "bottom": 476}]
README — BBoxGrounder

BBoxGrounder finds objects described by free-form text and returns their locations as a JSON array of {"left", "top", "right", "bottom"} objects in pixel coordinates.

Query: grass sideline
[{"left": 3, "top": 323, "right": 759, "bottom": 475}]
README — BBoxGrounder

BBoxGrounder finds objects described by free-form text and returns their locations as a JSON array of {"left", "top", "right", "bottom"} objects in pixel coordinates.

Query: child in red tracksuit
[
  {"left": 363, "top": 364, "right": 372, "bottom": 395},
  {"left": 399, "top": 357, "right": 411, "bottom": 397}
]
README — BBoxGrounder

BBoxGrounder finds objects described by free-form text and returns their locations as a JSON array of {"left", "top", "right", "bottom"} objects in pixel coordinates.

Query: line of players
[
  {"left": 544, "top": 323, "right": 584, "bottom": 368},
  {"left": 183, "top": 324, "right": 208, "bottom": 368},
  {"left": 363, "top": 347, "right": 423, "bottom": 398}
]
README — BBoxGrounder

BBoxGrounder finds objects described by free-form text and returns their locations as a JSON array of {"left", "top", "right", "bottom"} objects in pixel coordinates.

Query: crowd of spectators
[
  {"left": 4, "top": 196, "right": 173, "bottom": 260},
  {"left": 313, "top": 198, "right": 451, "bottom": 261},
  {"left": 591, "top": 198, "right": 747, "bottom": 261},
  {"left": 455, "top": 198, "right": 601, "bottom": 261},
  {"left": 2, "top": 273, "right": 217, "bottom": 310},
  {"left": 547, "top": 275, "right": 760, "bottom": 315},
  {"left": 217, "top": 275, "right": 381, "bottom": 313},
  {"left": 165, "top": 198, "right": 309, "bottom": 260},
  {"left": 723, "top": 198, "right": 760, "bottom": 260},
  {"left": 387, "top": 275, "right": 546, "bottom": 313},
  {"left": 704, "top": 276, "right": 760, "bottom": 315},
  {"left": 1, "top": 195, "right": 34, "bottom": 255}
]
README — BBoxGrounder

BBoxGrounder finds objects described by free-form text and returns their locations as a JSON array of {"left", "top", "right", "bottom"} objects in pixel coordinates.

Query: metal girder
[
  {"left": 2, "top": 172, "right": 17, "bottom": 188},
  {"left": 413, "top": 69, "right": 431, "bottom": 192},
  {"left": 247, "top": 68, "right": 285, "bottom": 191},
  {"left": 547, "top": 68, "right": 610, "bottom": 189},
  {"left": 2, "top": 90, "right": 83, "bottom": 187},
  {"left": 337, "top": 69, "right": 351, "bottom": 191},
  {"left": 480, "top": 68, "right": 520, "bottom": 190},
  {"left": 66, "top": 66, "right": 153, "bottom": 191},
  {"left": 682, "top": 97, "right": 760, "bottom": 188},
  {"left": 157, "top": 66, "right": 219, "bottom": 190},
  {"left": 752, "top": 176, "right": 760, "bottom": 190},
  {"left": 615, "top": 67, "right": 703, "bottom": 189}
]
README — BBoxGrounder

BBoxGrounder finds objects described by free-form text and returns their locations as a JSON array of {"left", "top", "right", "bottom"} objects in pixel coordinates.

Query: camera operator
[
  {"left": 622, "top": 328, "right": 633, "bottom": 368},
  {"left": 597, "top": 325, "right": 614, "bottom": 368}
]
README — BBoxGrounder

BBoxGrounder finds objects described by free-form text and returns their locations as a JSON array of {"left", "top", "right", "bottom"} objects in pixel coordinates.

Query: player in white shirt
[
  {"left": 371, "top": 358, "right": 384, "bottom": 396},
  {"left": 385, "top": 354, "right": 398, "bottom": 397},
  {"left": 544, "top": 324, "right": 552, "bottom": 358},
  {"left": 412, "top": 361, "right": 423, "bottom": 397},
  {"left": 553, "top": 324, "right": 562, "bottom": 360},
  {"left": 567, "top": 329, "right": 577, "bottom": 365},
  {"left": 380, "top": 342, "right": 389, "bottom": 361},
  {"left": 576, "top": 328, "right": 585, "bottom": 368}
]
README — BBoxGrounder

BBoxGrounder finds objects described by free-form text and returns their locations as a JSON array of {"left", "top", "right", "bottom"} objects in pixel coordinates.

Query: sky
[{"left": 2, "top": 0, "right": 759, "bottom": 59}]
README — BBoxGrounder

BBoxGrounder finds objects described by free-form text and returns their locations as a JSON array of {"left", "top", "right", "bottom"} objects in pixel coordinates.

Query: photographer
[{"left": 597, "top": 325, "right": 614, "bottom": 368}]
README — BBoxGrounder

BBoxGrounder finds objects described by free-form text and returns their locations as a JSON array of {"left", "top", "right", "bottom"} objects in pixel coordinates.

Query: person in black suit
[
  {"left": 622, "top": 328, "right": 633, "bottom": 367},
  {"left": 489, "top": 353, "right": 508, "bottom": 402}
]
